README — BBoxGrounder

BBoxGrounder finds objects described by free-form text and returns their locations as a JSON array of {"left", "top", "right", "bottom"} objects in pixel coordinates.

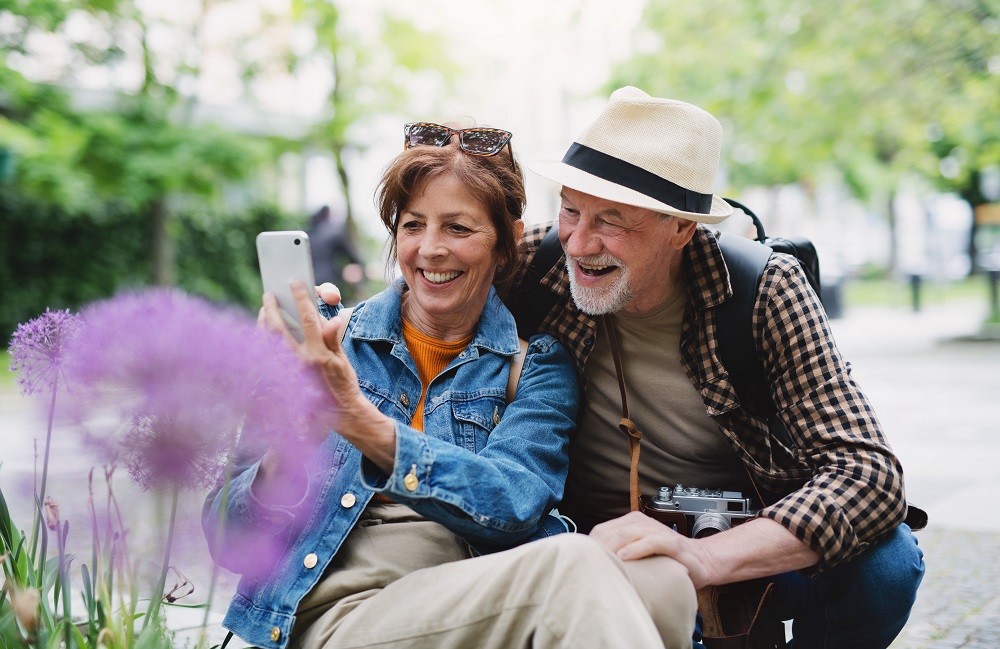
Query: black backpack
[{"left": 507, "top": 197, "right": 822, "bottom": 426}]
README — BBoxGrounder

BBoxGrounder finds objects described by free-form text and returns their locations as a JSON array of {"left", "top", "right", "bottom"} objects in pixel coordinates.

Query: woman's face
[{"left": 396, "top": 172, "right": 502, "bottom": 339}]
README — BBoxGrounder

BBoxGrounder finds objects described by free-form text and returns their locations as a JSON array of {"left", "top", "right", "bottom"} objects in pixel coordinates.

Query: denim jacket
[{"left": 202, "top": 281, "right": 579, "bottom": 649}]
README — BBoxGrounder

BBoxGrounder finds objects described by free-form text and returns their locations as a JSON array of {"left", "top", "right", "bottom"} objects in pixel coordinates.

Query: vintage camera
[{"left": 640, "top": 485, "right": 757, "bottom": 538}]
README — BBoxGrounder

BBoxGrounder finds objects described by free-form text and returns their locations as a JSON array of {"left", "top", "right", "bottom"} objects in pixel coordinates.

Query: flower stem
[
  {"left": 29, "top": 382, "right": 58, "bottom": 574},
  {"left": 143, "top": 486, "right": 179, "bottom": 631},
  {"left": 199, "top": 453, "right": 235, "bottom": 647}
]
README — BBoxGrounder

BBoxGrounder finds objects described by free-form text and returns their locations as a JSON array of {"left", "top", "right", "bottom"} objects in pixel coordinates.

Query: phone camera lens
[{"left": 294, "top": 238, "right": 301, "bottom": 245}]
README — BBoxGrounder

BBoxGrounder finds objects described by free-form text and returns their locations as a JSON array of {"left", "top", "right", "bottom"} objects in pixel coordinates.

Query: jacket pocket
[{"left": 451, "top": 395, "right": 504, "bottom": 453}]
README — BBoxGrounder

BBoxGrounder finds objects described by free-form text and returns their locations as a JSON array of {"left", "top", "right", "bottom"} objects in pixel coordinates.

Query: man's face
[{"left": 558, "top": 187, "right": 692, "bottom": 315}]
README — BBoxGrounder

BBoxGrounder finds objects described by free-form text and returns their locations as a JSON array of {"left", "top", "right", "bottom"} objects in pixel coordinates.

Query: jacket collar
[
  {"left": 348, "top": 278, "right": 522, "bottom": 356},
  {"left": 683, "top": 225, "right": 732, "bottom": 311}
]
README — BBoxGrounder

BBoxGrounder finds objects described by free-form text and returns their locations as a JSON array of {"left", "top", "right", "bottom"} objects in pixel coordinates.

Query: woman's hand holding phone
[{"left": 260, "top": 281, "right": 397, "bottom": 473}]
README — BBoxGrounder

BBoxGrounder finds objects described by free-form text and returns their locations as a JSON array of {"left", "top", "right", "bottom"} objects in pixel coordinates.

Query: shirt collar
[{"left": 348, "top": 278, "right": 521, "bottom": 356}]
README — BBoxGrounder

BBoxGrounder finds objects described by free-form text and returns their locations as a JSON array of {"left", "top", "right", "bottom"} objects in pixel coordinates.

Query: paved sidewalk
[{"left": 828, "top": 300, "right": 1000, "bottom": 649}]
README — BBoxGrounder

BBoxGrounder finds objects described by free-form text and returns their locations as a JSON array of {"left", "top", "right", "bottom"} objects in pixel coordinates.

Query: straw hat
[{"left": 528, "top": 86, "right": 732, "bottom": 224}]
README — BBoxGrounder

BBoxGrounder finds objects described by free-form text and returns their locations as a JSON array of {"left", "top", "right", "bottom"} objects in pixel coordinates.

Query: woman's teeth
[{"left": 423, "top": 270, "right": 462, "bottom": 284}]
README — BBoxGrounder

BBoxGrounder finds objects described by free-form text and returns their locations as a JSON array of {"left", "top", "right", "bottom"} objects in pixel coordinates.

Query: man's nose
[{"left": 562, "top": 219, "right": 601, "bottom": 258}]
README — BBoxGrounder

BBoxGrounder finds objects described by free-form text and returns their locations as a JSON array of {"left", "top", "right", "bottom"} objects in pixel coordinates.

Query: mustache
[{"left": 566, "top": 253, "right": 623, "bottom": 268}]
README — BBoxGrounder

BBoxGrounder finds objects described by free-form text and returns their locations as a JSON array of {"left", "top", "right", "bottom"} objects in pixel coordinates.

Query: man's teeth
[
  {"left": 423, "top": 270, "right": 462, "bottom": 284},
  {"left": 577, "top": 261, "right": 616, "bottom": 275}
]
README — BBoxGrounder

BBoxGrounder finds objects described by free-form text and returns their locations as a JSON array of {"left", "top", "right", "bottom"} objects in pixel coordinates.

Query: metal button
[
  {"left": 303, "top": 553, "right": 318, "bottom": 569},
  {"left": 341, "top": 493, "right": 357, "bottom": 508},
  {"left": 400, "top": 393, "right": 410, "bottom": 407},
  {"left": 403, "top": 464, "right": 419, "bottom": 492},
  {"left": 271, "top": 627, "right": 281, "bottom": 642},
  {"left": 493, "top": 406, "right": 501, "bottom": 426}
]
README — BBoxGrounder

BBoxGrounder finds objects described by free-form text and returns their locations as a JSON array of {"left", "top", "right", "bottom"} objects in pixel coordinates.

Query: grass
[
  {"left": 841, "top": 275, "right": 997, "bottom": 309},
  {"left": 1, "top": 351, "right": 14, "bottom": 388}
]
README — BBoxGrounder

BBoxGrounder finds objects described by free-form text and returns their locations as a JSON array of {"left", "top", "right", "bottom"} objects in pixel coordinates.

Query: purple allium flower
[
  {"left": 61, "top": 288, "right": 333, "bottom": 492},
  {"left": 7, "top": 308, "right": 82, "bottom": 396}
]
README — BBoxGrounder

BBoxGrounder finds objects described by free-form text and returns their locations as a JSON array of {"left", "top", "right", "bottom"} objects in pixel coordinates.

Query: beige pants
[{"left": 293, "top": 503, "right": 695, "bottom": 649}]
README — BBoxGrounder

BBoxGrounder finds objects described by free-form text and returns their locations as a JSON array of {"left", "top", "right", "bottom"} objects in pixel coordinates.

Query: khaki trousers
[{"left": 293, "top": 504, "right": 695, "bottom": 649}]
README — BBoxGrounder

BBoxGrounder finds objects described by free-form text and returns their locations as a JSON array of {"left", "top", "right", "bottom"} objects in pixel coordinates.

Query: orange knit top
[{"left": 401, "top": 318, "right": 474, "bottom": 431}]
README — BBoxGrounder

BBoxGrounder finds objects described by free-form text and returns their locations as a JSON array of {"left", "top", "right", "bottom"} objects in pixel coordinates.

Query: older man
[{"left": 514, "top": 86, "right": 924, "bottom": 648}]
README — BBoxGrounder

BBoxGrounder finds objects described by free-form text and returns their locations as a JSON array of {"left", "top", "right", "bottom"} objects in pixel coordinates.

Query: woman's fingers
[
  {"left": 260, "top": 293, "right": 300, "bottom": 346},
  {"left": 316, "top": 282, "right": 342, "bottom": 307},
  {"left": 290, "top": 281, "right": 324, "bottom": 347}
]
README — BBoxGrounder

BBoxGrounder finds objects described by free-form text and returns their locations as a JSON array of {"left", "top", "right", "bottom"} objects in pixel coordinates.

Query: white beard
[{"left": 565, "top": 254, "right": 633, "bottom": 315}]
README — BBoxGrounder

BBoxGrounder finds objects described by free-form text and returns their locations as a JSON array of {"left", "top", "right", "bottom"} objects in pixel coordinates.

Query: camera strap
[{"left": 603, "top": 313, "right": 644, "bottom": 512}]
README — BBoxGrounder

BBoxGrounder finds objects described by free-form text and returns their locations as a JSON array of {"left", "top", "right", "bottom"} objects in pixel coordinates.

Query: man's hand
[
  {"left": 590, "top": 512, "right": 821, "bottom": 589},
  {"left": 590, "top": 512, "right": 716, "bottom": 588}
]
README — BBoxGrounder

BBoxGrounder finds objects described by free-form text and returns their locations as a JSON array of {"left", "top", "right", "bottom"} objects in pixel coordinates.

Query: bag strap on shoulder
[{"left": 510, "top": 225, "right": 563, "bottom": 340}]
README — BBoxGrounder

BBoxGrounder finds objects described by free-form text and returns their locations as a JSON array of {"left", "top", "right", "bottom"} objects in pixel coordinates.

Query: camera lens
[
  {"left": 294, "top": 238, "right": 301, "bottom": 245},
  {"left": 691, "top": 513, "right": 731, "bottom": 538}
]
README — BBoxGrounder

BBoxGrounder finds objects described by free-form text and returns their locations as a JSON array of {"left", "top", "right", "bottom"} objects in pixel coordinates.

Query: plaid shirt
[{"left": 517, "top": 222, "right": 907, "bottom": 568}]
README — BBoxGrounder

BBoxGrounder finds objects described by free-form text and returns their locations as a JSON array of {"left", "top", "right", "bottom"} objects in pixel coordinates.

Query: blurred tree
[
  {"left": 611, "top": 0, "right": 1000, "bottom": 273},
  {"left": 289, "top": 0, "right": 459, "bottom": 230},
  {"left": 0, "top": 0, "right": 271, "bottom": 285}
]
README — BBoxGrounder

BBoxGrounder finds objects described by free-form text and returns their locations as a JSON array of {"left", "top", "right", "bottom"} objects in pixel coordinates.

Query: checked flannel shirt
[{"left": 516, "top": 222, "right": 908, "bottom": 568}]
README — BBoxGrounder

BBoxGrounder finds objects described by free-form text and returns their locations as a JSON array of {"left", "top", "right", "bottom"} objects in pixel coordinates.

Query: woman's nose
[{"left": 418, "top": 229, "right": 448, "bottom": 258}]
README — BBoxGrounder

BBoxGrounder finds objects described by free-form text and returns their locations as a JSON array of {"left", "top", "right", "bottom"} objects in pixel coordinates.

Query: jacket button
[
  {"left": 303, "top": 552, "right": 318, "bottom": 569},
  {"left": 403, "top": 464, "right": 419, "bottom": 492},
  {"left": 400, "top": 393, "right": 410, "bottom": 407},
  {"left": 341, "top": 493, "right": 357, "bottom": 508},
  {"left": 271, "top": 627, "right": 281, "bottom": 642}
]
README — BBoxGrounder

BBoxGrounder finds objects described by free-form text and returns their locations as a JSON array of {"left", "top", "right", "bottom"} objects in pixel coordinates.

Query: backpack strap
[
  {"left": 337, "top": 307, "right": 354, "bottom": 344},
  {"left": 510, "top": 225, "right": 563, "bottom": 340},
  {"left": 506, "top": 338, "right": 529, "bottom": 403},
  {"left": 715, "top": 232, "right": 774, "bottom": 420}
]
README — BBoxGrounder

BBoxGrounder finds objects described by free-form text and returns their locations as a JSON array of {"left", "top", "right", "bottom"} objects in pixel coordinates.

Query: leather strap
[
  {"left": 604, "top": 314, "right": 644, "bottom": 512},
  {"left": 337, "top": 307, "right": 354, "bottom": 344},
  {"left": 698, "top": 580, "right": 786, "bottom": 649},
  {"left": 506, "top": 338, "right": 529, "bottom": 404}
]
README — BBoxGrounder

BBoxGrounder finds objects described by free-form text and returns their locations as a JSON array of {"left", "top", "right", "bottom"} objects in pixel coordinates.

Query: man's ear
[{"left": 669, "top": 217, "right": 698, "bottom": 250}]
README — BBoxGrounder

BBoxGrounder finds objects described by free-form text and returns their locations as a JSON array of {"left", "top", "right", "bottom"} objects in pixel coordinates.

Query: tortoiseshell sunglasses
[{"left": 404, "top": 122, "right": 515, "bottom": 170}]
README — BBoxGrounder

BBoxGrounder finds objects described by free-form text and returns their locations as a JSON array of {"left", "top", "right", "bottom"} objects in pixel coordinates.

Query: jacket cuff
[{"left": 359, "top": 421, "right": 434, "bottom": 498}]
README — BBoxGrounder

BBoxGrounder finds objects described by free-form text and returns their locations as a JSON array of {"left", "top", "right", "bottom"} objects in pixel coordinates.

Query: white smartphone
[{"left": 256, "top": 230, "right": 318, "bottom": 342}]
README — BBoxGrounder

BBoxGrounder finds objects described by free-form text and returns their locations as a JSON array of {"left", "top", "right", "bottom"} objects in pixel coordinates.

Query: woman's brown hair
[{"left": 376, "top": 142, "right": 525, "bottom": 296}]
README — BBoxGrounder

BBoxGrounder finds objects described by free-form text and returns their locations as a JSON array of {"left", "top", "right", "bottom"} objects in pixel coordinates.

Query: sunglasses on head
[{"left": 404, "top": 122, "right": 515, "bottom": 169}]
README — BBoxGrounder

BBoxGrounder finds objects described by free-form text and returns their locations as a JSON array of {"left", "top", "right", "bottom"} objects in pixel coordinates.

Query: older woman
[{"left": 205, "top": 123, "right": 667, "bottom": 649}]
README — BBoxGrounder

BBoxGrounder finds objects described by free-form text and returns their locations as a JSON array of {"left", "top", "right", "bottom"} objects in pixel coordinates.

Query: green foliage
[
  {"left": 0, "top": 187, "right": 300, "bottom": 341},
  {"left": 288, "top": 0, "right": 458, "bottom": 224},
  {"left": 612, "top": 0, "right": 1000, "bottom": 201}
]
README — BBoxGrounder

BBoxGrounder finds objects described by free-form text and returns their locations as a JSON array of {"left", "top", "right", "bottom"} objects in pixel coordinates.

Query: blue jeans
[{"left": 694, "top": 524, "right": 924, "bottom": 649}]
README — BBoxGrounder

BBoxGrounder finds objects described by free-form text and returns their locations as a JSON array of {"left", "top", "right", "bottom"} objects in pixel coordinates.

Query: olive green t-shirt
[{"left": 560, "top": 279, "right": 747, "bottom": 532}]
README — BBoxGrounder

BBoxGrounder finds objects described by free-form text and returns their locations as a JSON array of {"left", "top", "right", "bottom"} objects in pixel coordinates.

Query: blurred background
[
  {"left": 2, "top": 0, "right": 999, "bottom": 331},
  {"left": 2, "top": 1, "right": 999, "bottom": 645}
]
